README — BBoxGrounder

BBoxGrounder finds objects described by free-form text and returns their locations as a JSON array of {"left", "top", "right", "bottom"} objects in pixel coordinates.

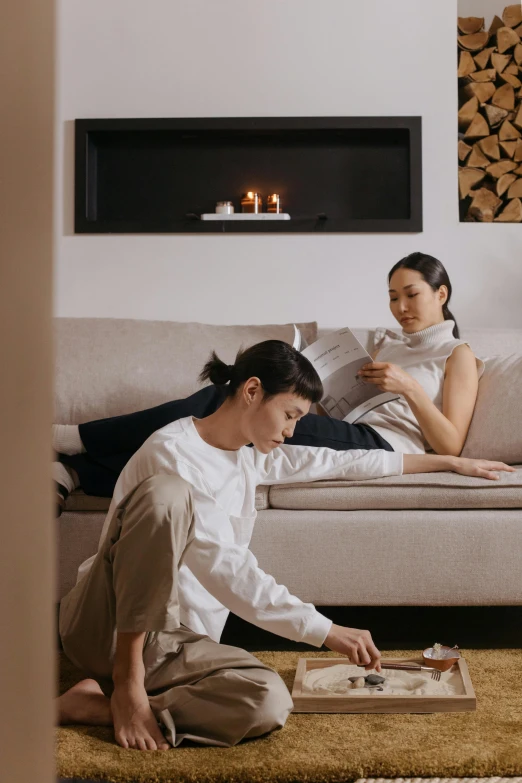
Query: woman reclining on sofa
[{"left": 53, "top": 251, "right": 485, "bottom": 512}]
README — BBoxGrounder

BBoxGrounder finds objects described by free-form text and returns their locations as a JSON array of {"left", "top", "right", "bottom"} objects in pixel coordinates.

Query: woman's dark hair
[
  {"left": 387, "top": 252, "right": 460, "bottom": 338},
  {"left": 199, "top": 339, "right": 323, "bottom": 402}
]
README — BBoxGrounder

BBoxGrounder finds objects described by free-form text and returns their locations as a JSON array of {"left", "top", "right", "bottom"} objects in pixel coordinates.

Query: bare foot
[
  {"left": 110, "top": 679, "right": 170, "bottom": 751},
  {"left": 57, "top": 678, "right": 112, "bottom": 725}
]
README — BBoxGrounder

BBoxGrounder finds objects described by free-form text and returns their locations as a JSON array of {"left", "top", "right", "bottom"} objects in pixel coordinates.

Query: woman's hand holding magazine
[{"left": 357, "top": 361, "right": 417, "bottom": 396}]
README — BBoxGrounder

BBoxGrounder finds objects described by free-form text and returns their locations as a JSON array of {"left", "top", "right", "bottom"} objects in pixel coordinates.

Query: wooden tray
[{"left": 291, "top": 657, "right": 476, "bottom": 713}]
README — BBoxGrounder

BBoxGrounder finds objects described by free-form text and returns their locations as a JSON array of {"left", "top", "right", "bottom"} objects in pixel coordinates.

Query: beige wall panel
[{"left": 0, "top": 1, "right": 56, "bottom": 781}]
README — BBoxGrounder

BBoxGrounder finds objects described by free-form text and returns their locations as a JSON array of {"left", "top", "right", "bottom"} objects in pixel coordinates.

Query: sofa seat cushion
[
  {"left": 66, "top": 484, "right": 271, "bottom": 513},
  {"left": 268, "top": 467, "right": 522, "bottom": 511}
]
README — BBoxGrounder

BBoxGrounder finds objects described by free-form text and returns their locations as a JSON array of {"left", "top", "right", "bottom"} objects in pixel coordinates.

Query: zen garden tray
[{"left": 291, "top": 656, "right": 476, "bottom": 713}]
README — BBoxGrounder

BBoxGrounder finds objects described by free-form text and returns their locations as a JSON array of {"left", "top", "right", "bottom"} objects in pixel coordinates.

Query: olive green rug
[{"left": 56, "top": 649, "right": 522, "bottom": 783}]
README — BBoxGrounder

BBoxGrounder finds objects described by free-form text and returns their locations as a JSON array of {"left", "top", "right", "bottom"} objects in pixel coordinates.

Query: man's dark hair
[{"left": 199, "top": 339, "right": 323, "bottom": 402}]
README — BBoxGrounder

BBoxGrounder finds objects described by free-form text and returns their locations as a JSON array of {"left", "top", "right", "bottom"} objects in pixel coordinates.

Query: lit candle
[
  {"left": 241, "top": 192, "right": 263, "bottom": 213},
  {"left": 267, "top": 193, "right": 282, "bottom": 213}
]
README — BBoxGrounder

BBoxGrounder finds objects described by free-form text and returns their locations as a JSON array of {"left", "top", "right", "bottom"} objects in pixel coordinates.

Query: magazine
[{"left": 293, "top": 325, "right": 399, "bottom": 424}]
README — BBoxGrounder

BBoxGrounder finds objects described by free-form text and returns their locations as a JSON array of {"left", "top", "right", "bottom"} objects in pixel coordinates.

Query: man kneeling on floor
[{"left": 57, "top": 340, "right": 513, "bottom": 750}]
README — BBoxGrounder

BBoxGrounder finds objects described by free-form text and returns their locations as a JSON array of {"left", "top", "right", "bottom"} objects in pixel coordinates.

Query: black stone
[{"left": 365, "top": 674, "right": 386, "bottom": 685}]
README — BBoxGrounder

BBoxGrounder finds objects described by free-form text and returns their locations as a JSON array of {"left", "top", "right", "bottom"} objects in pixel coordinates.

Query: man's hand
[
  {"left": 403, "top": 453, "right": 516, "bottom": 480},
  {"left": 452, "top": 457, "right": 516, "bottom": 480},
  {"left": 324, "top": 624, "right": 382, "bottom": 672}
]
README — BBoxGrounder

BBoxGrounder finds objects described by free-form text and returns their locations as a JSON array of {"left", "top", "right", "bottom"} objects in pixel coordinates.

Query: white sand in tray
[{"left": 302, "top": 663, "right": 464, "bottom": 696}]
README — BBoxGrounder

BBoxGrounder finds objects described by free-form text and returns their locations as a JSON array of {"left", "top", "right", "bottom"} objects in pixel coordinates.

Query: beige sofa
[{"left": 55, "top": 318, "right": 522, "bottom": 610}]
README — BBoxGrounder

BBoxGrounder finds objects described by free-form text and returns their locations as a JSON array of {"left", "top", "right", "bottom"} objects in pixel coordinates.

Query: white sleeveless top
[{"left": 360, "top": 320, "right": 484, "bottom": 454}]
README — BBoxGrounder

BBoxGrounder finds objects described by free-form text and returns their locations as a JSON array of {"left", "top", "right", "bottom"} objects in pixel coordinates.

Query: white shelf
[{"left": 200, "top": 213, "right": 291, "bottom": 221}]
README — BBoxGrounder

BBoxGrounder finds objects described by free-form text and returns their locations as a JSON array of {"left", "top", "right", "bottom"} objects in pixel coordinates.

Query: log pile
[{"left": 458, "top": 4, "right": 522, "bottom": 222}]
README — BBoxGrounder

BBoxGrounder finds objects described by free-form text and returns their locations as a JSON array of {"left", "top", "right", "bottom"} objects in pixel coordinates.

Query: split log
[
  {"left": 462, "top": 82, "right": 496, "bottom": 104},
  {"left": 468, "top": 143, "right": 491, "bottom": 167},
  {"left": 467, "top": 187, "right": 503, "bottom": 221},
  {"left": 459, "top": 167, "right": 486, "bottom": 197},
  {"left": 492, "top": 83, "right": 516, "bottom": 109},
  {"left": 497, "top": 26, "right": 520, "bottom": 53},
  {"left": 458, "top": 16, "right": 485, "bottom": 35},
  {"left": 500, "top": 139, "right": 518, "bottom": 156},
  {"left": 458, "top": 139, "right": 473, "bottom": 161},
  {"left": 484, "top": 104, "right": 509, "bottom": 127},
  {"left": 513, "top": 103, "right": 522, "bottom": 128},
  {"left": 497, "top": 172, "right": 518, "bottom": 195},
  {"left": 514, "top": 164, "right": 522, "bottom": 175},
  {"left": 489, "top": 15, "right": 505, "bottom": 35},
  {"left": 491, "top": 52, "right": 512, "bottom": 72},
  {"left": 504, "top": 62, "right": 519, "bottom": 74},
  {"left": 494, "top": 197, "right": 522, "bottom": 220},
  {"left": 515, "top": 23, "right": 522, "bottom": 36},
  {"left": 458, "top": 32, "right": 490, "bottom": 51},
  {"left": 470, "top": 68, "right": 497, "bottom": 82},
  {"left": 458, "top": 96, "right": 479, "bottom": 130},
  {"left": 474, "top": 46, "right": 496, "bottom": 69},
  {"left": 459, "top": 51, "right": 477, "bottom": 77},
  {"left": 507, "top": 177, "right": 522, "bottom": 197},
  {"left": 500, "top": 71, "right": 522, "bottom": 88},
  {"left": 479, "top": 134, "right": 501, "bottom": 159},
  {"left": 499, "top": 119, "right": 522, "bottom": 139},
  {"left": 515, "top": 139, "right": 522, "bottom": 161},
  {"left": 486, "top": 159, "right": 518, "bottom": 178},
  {"left": 462, "top": 81, "right": 496, "bottom": 103},
  {"left": 464, "top": 113, "right": 490, "bottom": 138},
  {"left": 502, "top": 4, "right": 522, "bottom": 29},
  {"left": 514, "top": 43, "right": 522, "bottom": 65}
]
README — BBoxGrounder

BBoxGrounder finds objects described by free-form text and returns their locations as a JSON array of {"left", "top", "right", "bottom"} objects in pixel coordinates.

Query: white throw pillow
[{"left": 461, "top": 354, "right": 522, "bottom": 463}]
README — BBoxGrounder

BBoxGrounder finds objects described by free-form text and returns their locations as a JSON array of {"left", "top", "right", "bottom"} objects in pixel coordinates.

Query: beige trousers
[{"left": 59, "top": 474, "right": 293, "bottom": 747}]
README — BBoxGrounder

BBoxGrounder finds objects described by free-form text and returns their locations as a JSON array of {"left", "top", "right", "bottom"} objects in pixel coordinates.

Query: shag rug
[{"left": 56, "top": 648, "right": 522, "bottom": 783}]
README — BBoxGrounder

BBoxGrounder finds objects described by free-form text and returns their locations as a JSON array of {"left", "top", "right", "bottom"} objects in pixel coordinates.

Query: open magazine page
[
  {"left": 292, "top": 324, "right": 309, "bottom": 351},
  {"left": 296, "top": 326, "right": 399, "bottom": 424}
]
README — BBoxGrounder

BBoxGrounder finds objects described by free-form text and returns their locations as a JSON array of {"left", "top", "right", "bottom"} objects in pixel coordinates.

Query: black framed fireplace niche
[{"left": 74, "top": 116, "right": 423, "bottom": 234}]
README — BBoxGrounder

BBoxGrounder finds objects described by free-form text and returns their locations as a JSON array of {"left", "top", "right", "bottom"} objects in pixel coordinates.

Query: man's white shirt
[{"left": 77, "top": 416, "right": 403, "bottom": 647}]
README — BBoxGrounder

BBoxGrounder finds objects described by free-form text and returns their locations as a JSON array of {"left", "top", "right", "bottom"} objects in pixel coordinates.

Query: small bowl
[{"left": 422, "top": 645, "right": 461, "bottom": 672}]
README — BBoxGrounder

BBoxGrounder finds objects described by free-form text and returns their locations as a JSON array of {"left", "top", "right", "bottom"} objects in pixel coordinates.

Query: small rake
[{"left": 357, "top": 662, "right": 442, "bottom": 680}]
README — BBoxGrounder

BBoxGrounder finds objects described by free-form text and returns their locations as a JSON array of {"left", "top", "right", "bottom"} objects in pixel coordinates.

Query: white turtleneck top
[{"left": 360, "top": 320, "right": 484, "bottom": 454}]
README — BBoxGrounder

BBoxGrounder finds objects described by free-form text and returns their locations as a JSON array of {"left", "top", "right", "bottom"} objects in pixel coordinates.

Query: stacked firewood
[{"left": 458, "top": 4, "right": 522, "bottom": 221}]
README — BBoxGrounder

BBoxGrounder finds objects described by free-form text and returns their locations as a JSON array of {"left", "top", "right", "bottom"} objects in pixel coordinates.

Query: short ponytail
[
  {"left": 198, "top": 339, "right": 323, "bottom": 403},
  {"left": 199, "top": 352, "right": 235, "bottom": 386}
]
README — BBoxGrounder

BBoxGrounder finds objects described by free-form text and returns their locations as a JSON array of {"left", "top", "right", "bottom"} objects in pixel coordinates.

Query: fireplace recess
[{"left": 75, "top": 116, "right": 422, "bottom": 234}]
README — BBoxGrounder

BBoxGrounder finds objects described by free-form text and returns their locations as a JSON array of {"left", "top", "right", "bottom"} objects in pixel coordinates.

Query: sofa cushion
[
  {"left": 268, "top": 467, "right": 522, "bottom": 511},
  {"left": 54, "top": 319, "right": 317, "bottom": 424},
  {"left": 461, "top": 354, "right": 522, "bottom": 464},
  {"left": 66, "top": 484, "right": 271, "bottom": 513}
]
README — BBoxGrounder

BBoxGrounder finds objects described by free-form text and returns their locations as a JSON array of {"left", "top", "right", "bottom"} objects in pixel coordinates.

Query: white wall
[
  {"left": 458, "top": 0, "right": 507, "bottom": 24},
  {"left": 55, "top": 0, "right": 522, "bottom": 329}
]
